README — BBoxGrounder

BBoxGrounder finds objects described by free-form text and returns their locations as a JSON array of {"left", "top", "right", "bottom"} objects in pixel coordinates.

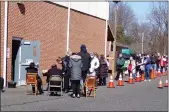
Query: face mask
[{"left": 91, "top": 56, "right": 94, "bottom": 58}]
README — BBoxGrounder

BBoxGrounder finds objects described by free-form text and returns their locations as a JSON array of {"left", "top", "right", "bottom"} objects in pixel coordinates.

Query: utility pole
[
  {"left": 141, "top": 33, "right": 144, "bottom": 54},
  {"left": 66, "top": 2, "right": 70, "bottom": 54},
  {"left": 112, "top": 1, "right": 119, "bottom": 77}
]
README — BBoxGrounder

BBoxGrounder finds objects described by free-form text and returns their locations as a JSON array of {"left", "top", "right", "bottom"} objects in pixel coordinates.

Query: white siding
[{"left": 53, "top": 2, "right": 109, "bottom": 20}]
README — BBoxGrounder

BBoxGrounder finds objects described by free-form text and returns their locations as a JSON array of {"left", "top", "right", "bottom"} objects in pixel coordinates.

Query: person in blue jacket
[{"left": 144, "top": 55, "right": 152, "bottom": 82}]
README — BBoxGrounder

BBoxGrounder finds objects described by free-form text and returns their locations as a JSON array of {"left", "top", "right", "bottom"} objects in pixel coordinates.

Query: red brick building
[{"left": 1, "top": 1, "right": 113, "bottom": 86}]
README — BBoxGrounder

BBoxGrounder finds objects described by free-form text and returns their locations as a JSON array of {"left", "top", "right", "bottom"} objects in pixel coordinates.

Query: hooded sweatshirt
[
  {"left": 78, "top": 45, "right": 91, "bottom": 71},
  {"left": 69, "top": 54, "right": 83, "bottom": 80}
]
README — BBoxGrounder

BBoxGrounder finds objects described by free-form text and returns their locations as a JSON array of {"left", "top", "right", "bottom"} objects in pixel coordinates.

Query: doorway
[{"left": 11, "top": 38, "right": 21, "bottom": 82}]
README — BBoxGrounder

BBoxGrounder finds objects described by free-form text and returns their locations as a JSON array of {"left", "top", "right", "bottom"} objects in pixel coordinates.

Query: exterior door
[{"left": 19, "top": 40, "right": 40, "bottom": 85}]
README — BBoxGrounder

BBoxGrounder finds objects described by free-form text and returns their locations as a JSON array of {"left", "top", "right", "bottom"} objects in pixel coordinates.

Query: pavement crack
[{"left": 2, "top": 97, "right": 61, "bottom": 108}]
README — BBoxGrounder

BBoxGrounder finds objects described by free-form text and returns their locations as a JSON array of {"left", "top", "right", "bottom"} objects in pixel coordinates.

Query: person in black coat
[
  {"left": 62, "top": 55, "right": 71, "bottom": 93},
  {"left": 78, "top": 44, "right": 91, "bottom": 83},
  {"left": 99, "top": 55, "right": 109, "bottom": 86},
  {"left": 46, "top": 64, "right": 58, "bottom": 89},
  {"left": 25, "top": 62, "right": 44, "bottom": 94},
  {"left": 47, "top": 64, "right": 61, "bottom": 95}
]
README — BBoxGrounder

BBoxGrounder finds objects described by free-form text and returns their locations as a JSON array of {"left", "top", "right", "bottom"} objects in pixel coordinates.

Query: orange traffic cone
[
  {"left": 135, "top": 72, "right": 141, "bottom": 82},
  {"left": 128, "top": 73, "right": 134, "bottom": 84},
  {"left": 157, "top": 69, "right": 161, "bottom": 77},
  {"left": 141, "top": 72, "right": 145, "bottom": 81},
  {"left": 158, "top": 79, "right": 163, "bottom": 89},
  {"left": 154, "top": 70, "right": 157, "bottom": 78},
  {"left": 164, "top": 79, "right": 168, "bottom": 87},
  {"left": 107, "top": 75, "right": 115, "bottom": 88},
  {"left": 151, "top": 70, "right": 155, "bottom": 79},
  {"left": 117, "top": 74, "right": 124, "bottom": 86}
]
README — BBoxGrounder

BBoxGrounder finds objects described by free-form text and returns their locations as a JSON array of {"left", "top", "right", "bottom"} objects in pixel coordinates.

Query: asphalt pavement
[{"left": 1, "top": 75, "right": 168, "bottom": 111}]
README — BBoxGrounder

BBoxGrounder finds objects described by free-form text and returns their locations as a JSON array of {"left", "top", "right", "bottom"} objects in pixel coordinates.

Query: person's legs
[
  {"left": 103, "top": 77, "right": 106, "bottom": 85},
  {"left": 145, "top": 69, "right": 148, "bottom": 81},
  {"left": 115, "top": 68, "right": 120, "bottom": 80},
  {"left": 82, "top": 71, "right": 87, "bottom": 83},
  {"left": 147, "top": 69, "right": 151, "bottom": 81},
  {"left": 32, "top": 86, "right": 35, "bottom": 93},
  {"left": 157, "top": 65, "right": 161, "bottom": 71},
  {"left": 37, "top": 79, "right": 44, "bottom": 94},
  {"left": 145, "top": 69, "right": 150, "bottom": 81},
  {"left": 99, "top": 77, "right": 103, "bottom": 86},
  {"left": 64, "top": 74, "right": 69, "bottom": 92},
  {"left": 71, "top": 80, "right": 76, "bottom": 97},
  {"left": 120, "top": 69, "right": 123, "bottom": 78},
  {"left": 76, "top": 80, "right": 80, "bottom": 97},
  {"left": 161, "top": 66, "right": 164, "bottom": 73}
]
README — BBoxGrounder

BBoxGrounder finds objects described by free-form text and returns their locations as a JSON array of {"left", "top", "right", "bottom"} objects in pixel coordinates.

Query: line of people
[
  {"left": 44, "top": 45, "right": 110, "bottom": 98},
  {"left": 115, "top": 53, "right": 168, "bottom": 82}
]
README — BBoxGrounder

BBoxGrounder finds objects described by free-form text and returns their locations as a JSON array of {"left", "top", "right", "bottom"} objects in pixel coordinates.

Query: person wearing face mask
[
  {"left": 144, "top": 54, "right": 152, "bottom": 82},
  {"left": 115, "top": 53, "right": 125, "bottom": 81},
  {"left": 89, "top": 53, "right": 100, "bottom": 77}
]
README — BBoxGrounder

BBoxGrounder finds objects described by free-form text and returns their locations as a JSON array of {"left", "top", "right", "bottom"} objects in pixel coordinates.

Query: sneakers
[
  {"left": 144, "top": 79, "right": 151, "bottom": 82},
  {"left": 77, "top": 94, "right": 80, "bottom": 98},
  {"left": 72, "top": 94, "right": 80, "bottom": 98},
  {"left": 72, "top": 94, "right": 76, "bottom": 98}
]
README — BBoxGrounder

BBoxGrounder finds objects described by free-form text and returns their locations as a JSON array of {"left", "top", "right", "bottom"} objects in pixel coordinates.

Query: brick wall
[
  {"left": 0, "top": 2, "right": 4, "bottom": 78},
  {"left": 1, "top": 1, "right": 106, "bottom": 85},
  {"left": 69, "top": 10, "right": 106, "bottom": 55},
  {"left": 6, "top": 1, "right": 67, "bottom": 84}
]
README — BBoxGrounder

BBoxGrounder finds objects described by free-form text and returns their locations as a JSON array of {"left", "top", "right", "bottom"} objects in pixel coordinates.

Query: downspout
[
  {"left": 104, "top": 1, "right": 108, "bottom": 57},
  {"left": 66, "top": 2, "right": 70, "bottom": 53},
  {"left": 3, "top": 1, "right": 8, "bottom": 87}
]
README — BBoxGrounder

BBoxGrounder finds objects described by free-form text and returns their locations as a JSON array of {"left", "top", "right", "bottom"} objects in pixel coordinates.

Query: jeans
[
  {"left": 145, "top": 69, "right": 150, "bottom": 80},
  {"left": 157, "top": 64, "right": 161, "bottom": 71},
  {"left": 152, "top": 64, "right": 157, "bottom": 71},
  {"left": 80, "top": 78, "right": 83, "bottom": 88},
  {"left": 161, "top": 66, "right": 164, "bottom": 73},
  {"left": 133, "top": 73, "right": 137, "bottom": 79}
]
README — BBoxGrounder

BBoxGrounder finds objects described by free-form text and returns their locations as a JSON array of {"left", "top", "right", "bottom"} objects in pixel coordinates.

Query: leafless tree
[
  {"left": 109, "top": 2, "right": 137, "bottom": 41},
  {"left": 147, "top": 2, "right": 168, "bottom": 55}
]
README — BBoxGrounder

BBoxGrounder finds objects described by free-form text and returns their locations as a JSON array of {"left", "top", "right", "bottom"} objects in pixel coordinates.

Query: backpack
[{"left": 117, "top": 58, "right": 125, "bottom": 67}]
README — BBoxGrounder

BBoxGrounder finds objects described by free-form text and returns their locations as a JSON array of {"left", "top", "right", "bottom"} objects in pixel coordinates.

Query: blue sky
[{"left": 126, "top": 2, "right": 153, "bottom": 23}]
